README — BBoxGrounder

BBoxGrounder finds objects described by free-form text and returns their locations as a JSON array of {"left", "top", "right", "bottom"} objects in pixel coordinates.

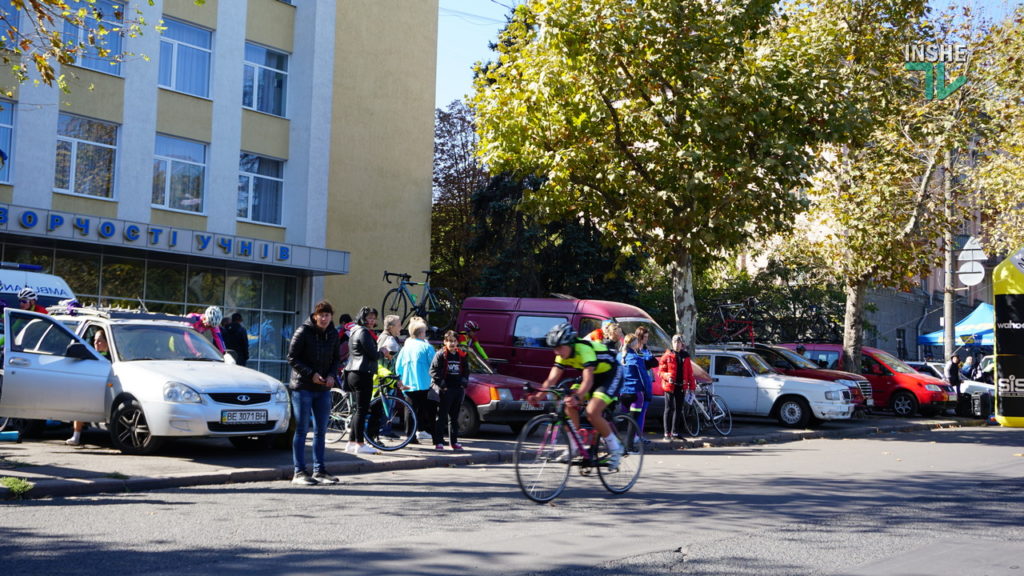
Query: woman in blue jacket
[
  {"left": 393, "top": 316, "right": 437, "bottom": 443},
  {"left": 618, "top": 334, "right": 652, "bottom": 441}
]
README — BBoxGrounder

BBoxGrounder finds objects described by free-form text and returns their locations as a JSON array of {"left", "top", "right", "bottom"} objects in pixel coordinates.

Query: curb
[{"left": 0, "top": 420, "right": 986, "bottom": 501}]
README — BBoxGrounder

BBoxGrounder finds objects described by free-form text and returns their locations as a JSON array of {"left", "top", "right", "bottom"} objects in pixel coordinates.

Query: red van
[
  {"left": 780, "top": 343, "right": 957, "bottom": 417},
  {"left": 457, "top": 297, "right": 673, "bottom": 383}
]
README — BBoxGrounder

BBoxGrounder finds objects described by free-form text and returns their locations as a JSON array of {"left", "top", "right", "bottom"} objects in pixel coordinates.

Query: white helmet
[
  {"left": 202, "top": 306, "right": 223, "bottom": 327},
  {"left": 18, "top": 288, "right": 37, "bottom": 301}
]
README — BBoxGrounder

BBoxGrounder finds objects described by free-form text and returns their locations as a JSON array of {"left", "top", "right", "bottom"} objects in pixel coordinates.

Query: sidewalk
[{"left": 0, "top": 415, "right": 985, "bottom": 500}]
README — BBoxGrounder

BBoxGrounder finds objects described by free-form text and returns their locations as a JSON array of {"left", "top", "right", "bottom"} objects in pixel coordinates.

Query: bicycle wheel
[
  {"left": 598, "top": 414, "right": 643, "bottom": 494},
  {"left": 364, "top": 395, "right": 416, "bottom": 451},
  {"left": 426, "top": 287, "right": 456, "bottom": 332},
  {"left": 326, "top": 388, "right": 352, "bottom": 444},
  {"left": 514, "top": 413, "right": 572, "bottom": 503},
  {"left": 710, "top": 394, "right": 733, "bottom": 436},
  {"left": 381, "top": 288, "right": 409, "bottom": 322},
  {"left": 682, "top": 396, "right": 700, "bottom": 437}
]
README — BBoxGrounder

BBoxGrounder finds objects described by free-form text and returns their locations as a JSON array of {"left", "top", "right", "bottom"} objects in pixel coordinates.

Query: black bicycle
[
  {"left": 681, "top": 382, "right": 733, "bottom": 436},
  {"left": 514, "top": 384, "right": 643, "bottom": 503},
  {"left": 381, "top": 270, "right": 456, "bottom": 332},
  {"left": 327, "top": 375, "right": 418, "bottom": 451}
]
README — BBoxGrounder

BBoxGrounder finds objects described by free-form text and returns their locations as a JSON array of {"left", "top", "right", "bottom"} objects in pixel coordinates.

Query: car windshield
[
  {"left": 872, "top": 349, "right": 916, "bottom": 374},
  {"left": 743, "top": 353, "right": 775, "bottom": 375},
  {"left": 771, "top": 346, "right": 820, "bottom": 369},
  {"left": 111, "top": 323, "right": 224, "bottom": 362},
  {"left": 615, "top": 317, "right": 671, "bottom": 353}
]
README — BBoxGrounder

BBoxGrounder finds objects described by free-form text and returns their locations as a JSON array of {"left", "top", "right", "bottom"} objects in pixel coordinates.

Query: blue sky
[{"left": 434, "top": 0, "right": 1019, "bottom": 111}]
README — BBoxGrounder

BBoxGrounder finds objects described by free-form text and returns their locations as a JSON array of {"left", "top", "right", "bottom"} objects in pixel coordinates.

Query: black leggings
[
  {"left": 663, "top": 388, "right": 685, "bottom": 436},
  {"left": 345, "top": 371, "right": 373, "bottom": 443},
  {"left": 406, "top": 390, "right": 438, "bottom": 435}
]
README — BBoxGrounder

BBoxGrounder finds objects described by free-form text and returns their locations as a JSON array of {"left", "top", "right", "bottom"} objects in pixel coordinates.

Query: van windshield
[
  {"left": 872, "top": 349, "right": 917, "bottom": 374},
  {"left": 615, "top": 317, "right": 671, "bottom": 353}
]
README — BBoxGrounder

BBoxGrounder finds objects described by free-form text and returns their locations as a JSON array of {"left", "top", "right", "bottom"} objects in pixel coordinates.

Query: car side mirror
[{"left": 66, "top": 342, "right": 96, "bottom": 360}]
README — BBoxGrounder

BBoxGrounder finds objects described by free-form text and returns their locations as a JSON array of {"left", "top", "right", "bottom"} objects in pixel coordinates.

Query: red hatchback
[{"left": 780, "top": 343, "right": 957, "bottom": 417}]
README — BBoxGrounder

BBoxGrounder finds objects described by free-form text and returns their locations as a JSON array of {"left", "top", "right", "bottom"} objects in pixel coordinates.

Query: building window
[
  {"left": 158, "top": 18, "right": 212, "bottom": 98},
  {"left": 237, "top": 153, "right": 283, "bottom": 225},
  {"left": 0, "top": 101, "right": 13, "bottom": 183},
  {"left": 152, "top": 135, "right": 206, "bottom": 213},
  {"left": 54, "top": 114, "right": 118, "bottom": 198},
  {"left": 242, "top": 43, "right": 288, "bottom": 117},
  {"left": 62, "top": 0, "right": 123, "bottom": 75}
]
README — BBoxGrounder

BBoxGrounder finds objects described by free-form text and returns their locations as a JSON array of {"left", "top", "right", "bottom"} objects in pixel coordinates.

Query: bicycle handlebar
[{"left": 382, "top": 271, "right": 412, "bottom": 284}]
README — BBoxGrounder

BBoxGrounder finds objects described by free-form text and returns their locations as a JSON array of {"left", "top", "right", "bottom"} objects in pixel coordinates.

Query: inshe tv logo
[{"left": 904, "top": 44, "right": 969, "bottom": 100}]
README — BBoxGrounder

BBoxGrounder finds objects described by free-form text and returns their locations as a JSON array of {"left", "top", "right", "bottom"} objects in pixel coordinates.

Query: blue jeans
[{"left": 291, "top": 387, "right": 331, "bottom": 474}]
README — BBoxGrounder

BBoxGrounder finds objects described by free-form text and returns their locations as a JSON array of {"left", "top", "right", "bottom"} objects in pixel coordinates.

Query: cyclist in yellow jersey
[{"left": 529, "top": 323, "right": 625, "bottom": 469}]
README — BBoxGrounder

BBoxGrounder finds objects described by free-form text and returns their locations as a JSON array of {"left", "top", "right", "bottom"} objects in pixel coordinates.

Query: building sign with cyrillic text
[{"left": 0, "top": 203, "right": 348, "bottom": 275}]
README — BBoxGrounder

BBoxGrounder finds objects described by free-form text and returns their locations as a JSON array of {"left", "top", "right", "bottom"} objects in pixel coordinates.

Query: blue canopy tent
[{"left": 918, "top": 302, "right": 994, "bottom": 347}]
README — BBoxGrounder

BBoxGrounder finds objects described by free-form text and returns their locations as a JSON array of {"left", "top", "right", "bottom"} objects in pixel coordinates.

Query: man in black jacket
[
  {"left": 222, "top": 313, "right": 250, "bottom": 367},
  {"left": 287, "top": 300, "right": 340, "bottom": 486}
]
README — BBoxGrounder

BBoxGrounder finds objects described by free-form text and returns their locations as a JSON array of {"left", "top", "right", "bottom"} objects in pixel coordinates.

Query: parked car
[
  {"left": 782, "top": 343, "right": 957, "bottom": 417},
  {"left": 1, "top": 307, "right": 291, "bottom": 454},
  {"left": 430, "top": 344, "right": 554, "bottom": 437},
  {"left": 692, "top": 348, "right": 856, "bottom": 427},
  {"left": 906, "top": 360, "right": 996, "bottom": 397},
  {"left": 717, "top": 343, "right": 872, "bottom": 413}
]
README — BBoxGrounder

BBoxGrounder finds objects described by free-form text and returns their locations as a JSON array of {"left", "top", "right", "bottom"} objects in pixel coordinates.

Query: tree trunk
[
  {"left": 670, "top": 250, "right": 698, "bottom": 350},
  {"left": 842, "top": 279, "right": 867, "bottom": 373}
]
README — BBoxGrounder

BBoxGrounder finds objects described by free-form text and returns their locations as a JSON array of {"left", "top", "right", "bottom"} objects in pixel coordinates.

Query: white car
[
  {"left": 1, "top": 308, "right": 290, "bottom": 454},
  {"left": 694, "top": 349, "right": 856, "bottom": 427}
]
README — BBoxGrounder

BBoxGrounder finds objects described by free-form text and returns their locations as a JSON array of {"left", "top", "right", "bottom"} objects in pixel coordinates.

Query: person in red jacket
[{"left": 659, "top": 334, "right": 697, "bottom": 441}]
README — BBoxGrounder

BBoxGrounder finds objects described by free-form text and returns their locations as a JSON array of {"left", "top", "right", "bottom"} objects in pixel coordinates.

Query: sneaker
[
  {"left": 417, "top": 431, "right": 432, "bottom": 440},
  {"left": 312, "top": 471, "right": 340, "bottom": 485},
  {"left": 435, "top": 444, "right": 445, "bottom": 451},
  {"left": 664, "top": 435, "right": 672, "bottom": 441},
  {"left": 344, "top": 442, "right": 358, "bottom": 454},
  {"left": 65, "top": 437, "right": 82, "bottom": 446},
  {"left": 292, "top": 471, "right": 318, "bottom": 486},
  {"left": 607, "top": 446, "right": 624, "bottom": 471},
  {"left": 356, "top": 444, "right": 377, "bottom": 454},
  {"left": 450, "top": 443, "right": 464, "bottom": 451}
]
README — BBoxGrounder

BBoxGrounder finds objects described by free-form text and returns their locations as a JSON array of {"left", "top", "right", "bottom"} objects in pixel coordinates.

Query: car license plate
[
  {"left": 520, "top": 403, "right": 543, "bottom": 411},
  {"left": 221, "top": 410, "right": 268, "bottom": 424},
  {"left": 866, "top": 399, "right": 874, "bottom": 407},
  {"left": 948, "top": 393, "right": 957, "bottom": 402}
]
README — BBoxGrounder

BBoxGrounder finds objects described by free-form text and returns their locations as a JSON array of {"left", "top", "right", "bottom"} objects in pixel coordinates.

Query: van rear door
[{"left": 1, "top": 309, "right": 109, "bottom": 422}]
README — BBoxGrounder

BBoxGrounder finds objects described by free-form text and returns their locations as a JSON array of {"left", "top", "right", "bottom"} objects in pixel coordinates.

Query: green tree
[
  {"left": 471, "top": 0, "right": 905, "bottom": 347},
  {"left": 0, "top": 0, "right": 203, "bottom": 94},
  {"left": 432, "top": 100, "right": 490, "bottom": 303}
]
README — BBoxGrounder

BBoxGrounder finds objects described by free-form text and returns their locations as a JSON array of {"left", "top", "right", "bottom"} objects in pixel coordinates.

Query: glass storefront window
[
  {"left": 102, "top": 257, "right": 145, "bottom": 300},
  {"left": 186, "top": 266, "right": 224, "bottom": 306},
  {"left": 255, "top": 311, "right": 293, "bottom": 362},
  {"left": 146, "top": 262, "right": 186, "bottom": 303},
  {"left": 54, "top": 251, "right": 101, "bottom": 302},
  {"left": 3, "top": 245, "right": 53, "bottom": 271},
  {"left": 226, "top": 272, "right": 261, "bottom": 309},
  {"left": 262, "top": 274, "right": 295, "bottom": 311}
]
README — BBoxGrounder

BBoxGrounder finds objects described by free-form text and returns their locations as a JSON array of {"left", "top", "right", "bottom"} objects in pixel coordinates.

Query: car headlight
[
  {"left": 924, "top": 384, "right": 942, "bottom": 392},
  {"left": 825, "top": 390, "right": 843, "bottom": 400},
  {"left": 164, "top": 381, "right": 202, "bottom": 403},
  {"left": 273, "top": 384, "right": 290, "bottom": 402}
]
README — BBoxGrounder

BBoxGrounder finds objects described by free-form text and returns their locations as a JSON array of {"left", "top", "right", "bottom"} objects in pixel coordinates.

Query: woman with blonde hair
[{"left": 393, "top": 316, "right": 436, "bottom": 443}]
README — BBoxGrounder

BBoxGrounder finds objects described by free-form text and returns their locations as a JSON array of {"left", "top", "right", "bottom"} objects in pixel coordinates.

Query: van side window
[
  {"left": 715, "top": 356, "right": 749, "bottom": 377},
  {"left": 513, "top": 316, "right": 569, "bottom": 348},
  {"left": 579, "top": 317, "right": 603, "bottom": 339},
  {"left": 693, "top": 355, "right": 711, "bottom": 373}
]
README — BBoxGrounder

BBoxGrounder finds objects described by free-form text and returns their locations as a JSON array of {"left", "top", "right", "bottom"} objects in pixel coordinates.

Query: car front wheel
[
  {"left": 458, "top": 399, "right": 481, "bottom": 437},
  {"left": 891, "top": 390, "right": 918, "bottom": 417},
  {"left": 776, "top": 397, "right": 812, "bottom": 428},
  {"left": 110, "top": 399, "right": 165, "bottom": 455}
]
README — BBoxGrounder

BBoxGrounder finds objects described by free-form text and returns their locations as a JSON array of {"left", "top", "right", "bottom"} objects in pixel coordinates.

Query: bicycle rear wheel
[
  {"left": 426, "top": 287, "right": 456, "bottom": 332},
  {"left": 514, "top": 413, "right": 571, "bottom": 503},
  {"left": 326, "top": 387, "right": 352, "bottom": 444},
  {"left": 364, "top": 395, "right": 416, "bottom": 451},
  {"left": 598, "top": 414, "right": 643, "bottom": 494},
  {"left": 710, "top": 394, "right": 733, "bottom": 436},
  {"left": 381, "top": 288, "right": 408, "bottom": 322}
]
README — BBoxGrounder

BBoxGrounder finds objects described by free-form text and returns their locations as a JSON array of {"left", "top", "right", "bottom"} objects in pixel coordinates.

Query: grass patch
[
  {"left": 0, "top": 476, "right": 35, "bottom": 498},
  {"left": 104, "top": 472, "right": 129, "bottom": 480}
]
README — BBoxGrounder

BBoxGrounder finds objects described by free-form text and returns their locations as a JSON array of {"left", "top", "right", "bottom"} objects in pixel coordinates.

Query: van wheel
[
  {"left": 110, "top": 399, "right": 165, "bottom": 455},
  {"left": 458, "top": 399, "right": 480, "bottom": 437},
  {"left": 891, "top": 391, "right": 918, "bottom": 417},
  {"left": 776, "top": 397, "right": 812, "bottom": 428}
]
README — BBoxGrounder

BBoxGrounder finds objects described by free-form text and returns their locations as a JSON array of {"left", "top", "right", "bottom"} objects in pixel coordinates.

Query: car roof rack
[{"left": 46, "top": 304, "right": 190, "bottom": 323}]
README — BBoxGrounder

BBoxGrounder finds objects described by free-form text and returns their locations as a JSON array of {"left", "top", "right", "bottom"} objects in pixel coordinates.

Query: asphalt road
[{"left": 2, "top": 426, "right": 1022, "bottom": 575}]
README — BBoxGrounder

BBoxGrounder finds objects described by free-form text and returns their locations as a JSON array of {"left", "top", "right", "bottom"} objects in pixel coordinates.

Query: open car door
[{"left": 1, "top": 309, "right": 110, "bottom": 422}]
